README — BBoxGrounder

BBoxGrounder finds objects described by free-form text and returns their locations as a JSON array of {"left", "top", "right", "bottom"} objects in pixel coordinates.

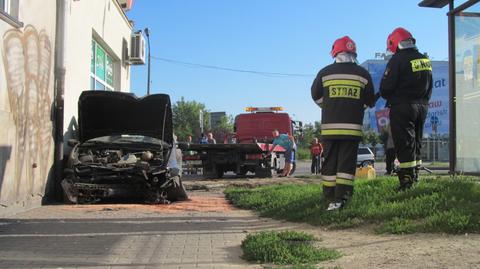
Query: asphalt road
[{"left": 188, "top": 160, "right": 447, "bottom": 179}]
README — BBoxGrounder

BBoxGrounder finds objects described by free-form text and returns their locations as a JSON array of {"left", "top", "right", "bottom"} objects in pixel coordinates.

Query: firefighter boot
[
  {"left": 397, "top": 169, "right": 415, "bottom": 191},
  {"left": 323, "top": 186, "right": 335, "bottom": 210},
  {"left": 413, "top": 165, "right": 420, "bottom": 183}
]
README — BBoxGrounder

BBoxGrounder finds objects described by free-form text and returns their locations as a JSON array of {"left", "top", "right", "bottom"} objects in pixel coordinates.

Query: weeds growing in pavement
[
  {"left": 225, "top": 176, "right": 480, "bottom": 234},
  {"left": 241, "top": 230, "right": 341, "bottom": 265}
]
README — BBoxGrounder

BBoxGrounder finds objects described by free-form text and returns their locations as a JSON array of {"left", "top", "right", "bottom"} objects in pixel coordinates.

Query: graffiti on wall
[{"left": 2, "top": 25, "right": 53, "bottom": 200}]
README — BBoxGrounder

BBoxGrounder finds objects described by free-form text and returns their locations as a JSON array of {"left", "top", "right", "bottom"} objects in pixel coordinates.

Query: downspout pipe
[{"left": 52, "top": 0, "right": 68, "bottom": 201}]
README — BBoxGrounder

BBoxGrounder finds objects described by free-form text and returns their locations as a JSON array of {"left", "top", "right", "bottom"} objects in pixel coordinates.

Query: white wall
[
  {"left": 0, "top": 0, "right": 57, "bottom": 216},
  {"left": 63, "top": 0, "right": 132, "bottom": 147}
]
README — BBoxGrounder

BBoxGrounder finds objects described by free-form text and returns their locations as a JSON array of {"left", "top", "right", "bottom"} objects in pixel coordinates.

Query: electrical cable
[{"left": 151, "top": 56, "right": 314, "bottom": 78}]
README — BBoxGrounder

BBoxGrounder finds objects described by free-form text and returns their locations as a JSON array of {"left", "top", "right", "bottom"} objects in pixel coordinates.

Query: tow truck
[{"left": 184, "top": 107, "right": 302, "bottom": 178}]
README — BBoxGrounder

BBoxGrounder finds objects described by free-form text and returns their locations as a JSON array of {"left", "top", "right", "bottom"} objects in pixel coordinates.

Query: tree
[
  {"left": 297, "top": 122, "right": 321, "bottom": 146},
  {"left": 172, "top": 97, "right": 210, "bottom": 141},
  {"left": 212, "top": 115, "right": 234, "bottom": 143},
  {"left": 362, "top": 129, "right": 381, "bottom": 154}
]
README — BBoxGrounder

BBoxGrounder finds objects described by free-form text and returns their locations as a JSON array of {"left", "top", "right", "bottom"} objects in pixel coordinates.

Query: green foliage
[
  {"left": 296, "top": 147, "right": 310, "bottom": 160},
  {"left": 375, "top": 218, "right": 417, "bottom": 234},
  {"left": 297, "top": 122, "right": 321, "bottom": 148},
  {"left": 241, "top": 231, "right": 341, "bottom": 265},
  {"left": 172, "top": 97, "right": 210, "bottom": 141},
  {"left": 215, "top": 115, "right": 234, "bottom": 133},
  {"left": 225, "top": 176, "right": 480, "bottom": 234},
  {"left": 212, "top": 115, "right": 234, "bottom": 142},
  {"left": 362, "top": 129, "right": 381, "bottom": 147},
  {"left": 263, "top": 265, "right": 318, "bottom": 269}
]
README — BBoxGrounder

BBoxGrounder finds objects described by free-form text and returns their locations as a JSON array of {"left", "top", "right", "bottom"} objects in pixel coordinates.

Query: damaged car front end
[{"left": 62, "top": 91, "right": 187, "bottom": 204}]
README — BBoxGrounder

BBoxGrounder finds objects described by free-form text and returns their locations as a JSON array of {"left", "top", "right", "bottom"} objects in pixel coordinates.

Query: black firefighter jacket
[
  {"left": 311, "top": 62, "right": 376, "bottom": 140},
  {"left": 380, "top": 48, "right": 433, "bottom": 105}
]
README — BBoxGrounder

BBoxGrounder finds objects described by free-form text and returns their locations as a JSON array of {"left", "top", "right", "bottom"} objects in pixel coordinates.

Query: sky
[{"left": 127, "top": 0, "right": 449, "bottom": 124}]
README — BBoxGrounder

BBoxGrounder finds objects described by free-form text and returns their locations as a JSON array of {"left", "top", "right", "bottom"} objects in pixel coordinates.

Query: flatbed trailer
[{"left": 185, "top": 142, "right": 288, "bottom": 178}]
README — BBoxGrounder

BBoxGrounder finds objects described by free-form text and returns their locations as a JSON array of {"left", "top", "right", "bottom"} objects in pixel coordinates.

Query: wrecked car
[{"left": 62, "top": 91, "right": 188, "bottom": 204}]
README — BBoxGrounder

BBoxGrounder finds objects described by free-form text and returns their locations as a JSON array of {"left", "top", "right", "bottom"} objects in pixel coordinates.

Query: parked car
[
  {"left": 62, "top": 91, "right": 188, "bottom": 204},
  {"left": 357, "top": 146, "right": 375, "bottom": 167}
]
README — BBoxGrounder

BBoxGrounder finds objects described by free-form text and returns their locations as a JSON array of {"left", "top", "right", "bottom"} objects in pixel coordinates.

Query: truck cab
[
  {"left": 234, "top": 107, "right": 294, "bottom": 144},
  {"left": 186, "top": 107, "right": 302, "bottom": 178}
]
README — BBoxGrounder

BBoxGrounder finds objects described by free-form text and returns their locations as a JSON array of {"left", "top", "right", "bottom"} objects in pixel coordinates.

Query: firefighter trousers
[
  {"left": 389, "top": 103, "right": 428, "bottom": 182},
  {"left": 320, "top": 140, "right": 359, "bottom": 202},
  {"left": 385, "top": 148, "right": 396, "bottom": 174}
]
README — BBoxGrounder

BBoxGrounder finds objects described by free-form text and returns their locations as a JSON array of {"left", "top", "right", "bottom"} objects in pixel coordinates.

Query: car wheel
[
  {"left": 202, "top": 163, "right": 217, "bottom": 179},
  {"left": 361, "top": 160, "right": 374, "bottom": 167},
  {"left": 255, "top": 167, "right": 272, "bottom": 178},
  {"left": 216, "top": 167, "right": 224, "bottom": 178},
  {"left": 236, "top": 167, "right": 248, "bottom": 176}
]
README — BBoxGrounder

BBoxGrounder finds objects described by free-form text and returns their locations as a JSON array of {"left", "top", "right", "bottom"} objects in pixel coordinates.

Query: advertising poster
[
  {"left": 361, "top": 60, "right": 449, "bottom": 137},
  {"left": 375, "top": 108, "right": 390, "bottom": 133}
]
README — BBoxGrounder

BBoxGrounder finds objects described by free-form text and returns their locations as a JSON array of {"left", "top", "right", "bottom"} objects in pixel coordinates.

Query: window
[
  {"left": 0, "top": 0, "right": 21, "bottom": 27},
  {"left": 358, "top": 148, "right": 372, "bottom": 155},
  {"left": 90, "top": 39, "right": 115, "bottom": 91},
  {"left": 454, "top": 2, "right": 480, "bottom": 173}
]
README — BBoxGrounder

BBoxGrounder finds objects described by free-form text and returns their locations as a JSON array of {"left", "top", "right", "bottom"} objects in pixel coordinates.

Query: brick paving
[{"left": 0, "top": 191, "right": 289, "bottom": 269}]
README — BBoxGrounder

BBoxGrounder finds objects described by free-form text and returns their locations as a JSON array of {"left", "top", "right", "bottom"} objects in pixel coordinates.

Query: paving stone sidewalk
[{"left": 0, "top": 191, "right": 294, "bottom": 269}]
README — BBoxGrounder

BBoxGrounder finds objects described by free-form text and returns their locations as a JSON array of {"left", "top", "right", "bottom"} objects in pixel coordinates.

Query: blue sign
[{"left": 361, "top": 60, "right": 449, "bottom": 137}]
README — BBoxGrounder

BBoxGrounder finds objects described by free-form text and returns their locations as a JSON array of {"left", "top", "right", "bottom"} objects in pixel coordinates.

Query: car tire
[
  {"left": 202, "top": 163, "right": 217, "bottom": 179},
  {"left": 236, "top": 167, "right": 248, "bottom": 176},
  {"left": 361, "top": 160, "right": 374, "bottom": 167},
  {"left": 255, "top": 167, "right": 272, "bottom": 178},
  {"left": 216, "top": 167, "right": 224, "bottom": 179}
]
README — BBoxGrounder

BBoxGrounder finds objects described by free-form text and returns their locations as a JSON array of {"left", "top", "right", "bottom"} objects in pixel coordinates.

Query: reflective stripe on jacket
[{"left": 311, "top": 63, "right": 376, "bottom": 140}]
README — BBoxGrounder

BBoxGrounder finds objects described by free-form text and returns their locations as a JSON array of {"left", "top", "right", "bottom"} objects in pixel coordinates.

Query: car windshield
[
  {"left": 86, "top": 135, "right": 169, "bottom": 147},
  {"left": 358, "top": 148, "right": 371, "bottom": 155}
]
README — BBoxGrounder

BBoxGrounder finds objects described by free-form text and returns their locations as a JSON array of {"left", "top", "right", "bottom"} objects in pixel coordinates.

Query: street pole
[
  {"left": 199, "top": 110, "right": 204, "bottom": 134},
  {"left": 144, "top": 28, "right": 151, "bottom": 95}
]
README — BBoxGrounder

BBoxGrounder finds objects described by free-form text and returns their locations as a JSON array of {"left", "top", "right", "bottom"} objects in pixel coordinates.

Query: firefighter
[
  {"left": 380, "top": 27, "right": 433, "bottom": 191},
  {"left": 311, "top": 36, "right": 376, "bottom": 211}
]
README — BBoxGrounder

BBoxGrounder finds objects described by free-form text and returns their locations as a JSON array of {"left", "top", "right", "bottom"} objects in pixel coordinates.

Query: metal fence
[{"left": 421, "top": 137, "right": 450, "bottom": 162}]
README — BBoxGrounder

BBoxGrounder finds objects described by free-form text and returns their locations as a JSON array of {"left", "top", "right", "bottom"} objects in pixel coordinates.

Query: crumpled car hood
[{"left": 78, "top": 91, "right": 173, "bottom": 144}]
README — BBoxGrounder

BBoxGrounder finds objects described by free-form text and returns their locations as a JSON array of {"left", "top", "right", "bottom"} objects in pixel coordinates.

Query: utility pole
[
  {"left": 144, "top": 27, "right": 151, "bottom": 95},
  {"left": 199, "top": 110, "right": 204, "bottom": 134}
]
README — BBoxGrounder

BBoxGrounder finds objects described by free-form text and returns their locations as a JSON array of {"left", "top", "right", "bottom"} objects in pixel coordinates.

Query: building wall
[
  {"left": 0, "top": 0, "right": 57, "bottom": 216},
  {"left": 63, "top": 0, "right": 132, "bottom": 147}
]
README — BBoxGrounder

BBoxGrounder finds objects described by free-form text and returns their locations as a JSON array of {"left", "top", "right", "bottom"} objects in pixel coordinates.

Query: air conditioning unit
[
  {"left": 129, "top": 32, "right": 145, "bottom": 65},
  {"left": 117, "top": 0, "right": 133, "bottom": 11}
]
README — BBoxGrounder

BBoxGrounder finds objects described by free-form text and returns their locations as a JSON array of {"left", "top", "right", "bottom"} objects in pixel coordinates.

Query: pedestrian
[
  {"left": 311, "top": 36, "right": 376, "bottom": 211},
  {"left": 384, "top": 125, "right": 396, "bottom": 175},
  {"left": 380, "top": 27, "right": 432, "bottom": 191},
  {"left": 206, "top": 132, "right": 217, "bottom": 144},
  {"left": 269, "top": 129, "right": 295, "bottom": 177},
  {"left": 199, "top": 133, "right": 208, "bottom": 144},
  {"left": 186, "top": 135, "right": 193, "bottom": 144},
  {"left": 310, "top": 138, "right": 323, "bottom": 174}
]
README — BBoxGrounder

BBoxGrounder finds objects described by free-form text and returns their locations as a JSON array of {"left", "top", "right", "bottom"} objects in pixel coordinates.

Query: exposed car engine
[
  {"left": 62, "top": 91, "right": 187, "bottom": 204},
  {"left": 63, "top": 144, "right": 186, "bottom": 204}
]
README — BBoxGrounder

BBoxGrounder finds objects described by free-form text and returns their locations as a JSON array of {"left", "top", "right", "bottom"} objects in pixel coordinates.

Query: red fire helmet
[
  {"left": 330, "top": 36, "right": 357, "bottom": 58},
  {"left": 387, "top": 27, "right": 415, "bottom": 54}
]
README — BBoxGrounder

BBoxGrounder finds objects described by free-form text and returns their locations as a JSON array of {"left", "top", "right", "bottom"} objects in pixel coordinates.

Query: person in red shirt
[{"left": 310, "top": 138, "right": 323, "bottom": 174}]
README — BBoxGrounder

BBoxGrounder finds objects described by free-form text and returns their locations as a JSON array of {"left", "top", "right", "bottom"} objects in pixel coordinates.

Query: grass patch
[
  {"left": 225, "top": 176, "right": 480, "bottom": 234},
  {"left": 263, "top": 265, "right": 320, "bottom": 269},
  {"left": 241, "top": 230, "right": 341, "bottom": 265}
]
